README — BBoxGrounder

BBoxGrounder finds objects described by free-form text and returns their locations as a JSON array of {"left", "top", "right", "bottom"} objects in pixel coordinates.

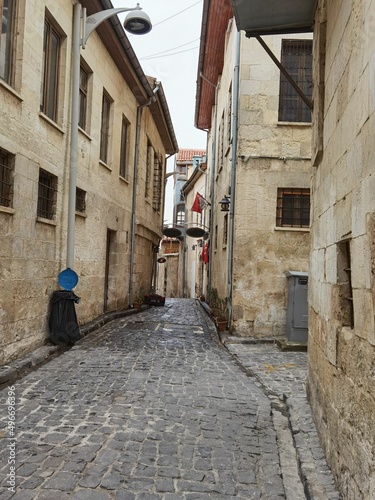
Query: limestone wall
[
  {"left": 0, "top": 0, "right": 168, "bottom": 364},
  {"left": 308, "top": 0, "right": 375, "bottom": 496},
  {"left": 208, "top": 27, "right": 311, "bottom": 337}
]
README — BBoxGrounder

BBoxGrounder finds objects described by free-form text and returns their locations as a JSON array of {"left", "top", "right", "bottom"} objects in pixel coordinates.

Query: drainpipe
[
  {"left": 199, "top": 73, "right": 219, "bottom": 294},
  {"left": 129, "top": 85, "right": 159, "bottom": 306},
  {"left": 227, "top": 30, "right": 241, "bottom": 327}
]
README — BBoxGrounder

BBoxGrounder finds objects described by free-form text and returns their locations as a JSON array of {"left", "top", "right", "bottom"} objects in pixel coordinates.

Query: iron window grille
[
  {"left": 152, "top": 154, "right": 163, "bottom": 212},
  {"left": 119, "top": 116, "right": 129, "bottom": 179},
  {"left": 0, "top": 149, "right": 14, "bottom": 208},
  {"left": 37, "top": 169, "right": 57, "bottom": 220},
  {"left": 223, "top": 213, "right": 228, "bottom": 245},
  {"left": 278, "top": 39, "right": 313, "bottom": 123},
  {"left": 75, "top": 187, "right": 86, "bottom": 213},
  {"left": 145, "top": 141, "right": 153, "bottom": 198},
  {"left": 100, "top": 91, "right": 111, "bottom": 163},
  {"left": 41, "top": 17, "right": 61, "bottom": 121},
  {"left": 276, "top": 188, "right": 310, "bottom": 228}
]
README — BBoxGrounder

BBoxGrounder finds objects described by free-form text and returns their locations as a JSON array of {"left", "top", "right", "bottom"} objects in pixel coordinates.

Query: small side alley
[{"left": 0, "top": 299, "right": 339, "bottom": 499}]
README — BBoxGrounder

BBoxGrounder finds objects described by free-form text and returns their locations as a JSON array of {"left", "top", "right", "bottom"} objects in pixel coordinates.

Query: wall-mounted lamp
[{"left": 219, "top": 195, "right": 230, "bottom": 212}]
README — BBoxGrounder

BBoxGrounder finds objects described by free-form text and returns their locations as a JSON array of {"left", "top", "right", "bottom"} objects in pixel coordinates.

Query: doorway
[{"left": 104, "top": 229, "right": 116, "bottom": 312}]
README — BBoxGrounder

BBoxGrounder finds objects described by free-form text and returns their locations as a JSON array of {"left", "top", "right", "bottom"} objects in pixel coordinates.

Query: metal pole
[
  {"left": 227, "top": 30, "right": 241, "bottom": 327},
  {"left": 66, "top": 3, "right": 149, "bottom": 272},
  {"left": 66, "top": 2, "right": 81, "bottom": 269}
]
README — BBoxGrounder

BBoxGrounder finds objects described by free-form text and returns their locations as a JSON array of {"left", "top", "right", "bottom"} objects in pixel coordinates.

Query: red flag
[
  {"left": 201, "top": 242, "right": 209, "bottom": 264},
  {"left": 191, "top": 193, "right": 207, "bottom": 213}
]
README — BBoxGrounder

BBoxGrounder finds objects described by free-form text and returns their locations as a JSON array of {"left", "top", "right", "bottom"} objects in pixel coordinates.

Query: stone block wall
[{"left": 307, "top": 0, "right": 375, "bottom": 497}]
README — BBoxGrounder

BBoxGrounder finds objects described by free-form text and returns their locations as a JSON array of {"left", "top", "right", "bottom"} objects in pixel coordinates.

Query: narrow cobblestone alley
[{"left": 0, "top": 299, "right": 335, "bottom": 499}]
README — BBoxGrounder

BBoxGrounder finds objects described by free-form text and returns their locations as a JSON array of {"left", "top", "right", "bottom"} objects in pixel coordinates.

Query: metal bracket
[{"left": 254, "top": 35, "right": 313, "bottom": 110}]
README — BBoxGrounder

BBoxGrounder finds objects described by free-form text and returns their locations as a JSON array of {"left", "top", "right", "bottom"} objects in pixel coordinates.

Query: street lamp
[{"left": 62, "top": 3, "right": 152, "bottom": 288}]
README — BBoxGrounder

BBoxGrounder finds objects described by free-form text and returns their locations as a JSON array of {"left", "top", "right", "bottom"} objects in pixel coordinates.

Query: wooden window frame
[
  {"left": 276, "top": 188, "right": 310, "bottom": 228},
  {"left": 78, "top": 64, "right": 88, "bottom": 130},
  {"left": 0, "top": 0, "right": 16, "bottom": 84},
  {"left": 41, "top": 16, "right": 61, "bottom": 121}
]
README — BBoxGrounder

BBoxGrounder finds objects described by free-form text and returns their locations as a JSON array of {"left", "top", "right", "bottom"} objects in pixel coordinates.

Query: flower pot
[{"left": 215, "top": 317, "right": 227, "bottom": 331}]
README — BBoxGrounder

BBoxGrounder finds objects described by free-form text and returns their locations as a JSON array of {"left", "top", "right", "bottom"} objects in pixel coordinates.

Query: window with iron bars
[
  {"left": 37, "top": 169, "right": 57, "bottom": 220},
  {"left": 278, "top": 39, "right": 313, "bottom": 123},
  {"left": 0, "top": 148, "right": 14, "bottom": 208},
  {"left": 152, "top": 153, "right": 163, "bottom": 212},
  {"left": 100, "top": 91, "right": 112, "bottom": 163},
  {"left": 276, "top": 188, "right": 310, "bottom": 228},
  {"left": 75, "top": 187, "right": 86, "bottom": 213}
]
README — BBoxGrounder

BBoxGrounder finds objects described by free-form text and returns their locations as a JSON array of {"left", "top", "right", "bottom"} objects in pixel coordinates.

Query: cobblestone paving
[
  {"left": 224, "top": 342, "right": 307, "bottom": 399},
  {"left": 0, "top": 299, "right": 286, "bottom": 499},
  {"left": 224, "top": 341, "right": 340, "bottom": 500}
]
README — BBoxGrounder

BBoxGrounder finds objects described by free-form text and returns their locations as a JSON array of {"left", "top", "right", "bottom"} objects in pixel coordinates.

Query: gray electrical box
[{"left": 286, "top": 271, "right": 308, "bottom": 342}]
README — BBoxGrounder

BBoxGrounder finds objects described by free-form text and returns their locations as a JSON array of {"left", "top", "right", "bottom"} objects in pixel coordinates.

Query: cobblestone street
[{"left": 0, "top": 299, "right": 339, "bottom": 499}]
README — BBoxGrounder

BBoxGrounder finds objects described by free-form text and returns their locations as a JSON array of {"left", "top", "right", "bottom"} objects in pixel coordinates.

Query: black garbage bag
[{"left": 49, "top": 290, "right": 81, "bottom": 344}]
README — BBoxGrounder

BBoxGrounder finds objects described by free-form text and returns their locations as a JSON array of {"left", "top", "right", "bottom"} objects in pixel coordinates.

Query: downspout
[
  {"left": 129, "top": 85, "right": 159, "bottom": 306},
  {"left": 201, "top": 73, "right": 219, "bottom": 294},
  {"left": 227, "top": 29, "right": 241, "bottom": 327}
]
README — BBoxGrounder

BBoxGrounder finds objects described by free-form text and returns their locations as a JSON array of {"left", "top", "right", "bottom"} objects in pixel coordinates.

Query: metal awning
[{"left": 231, "top": 0, "right": 318, "bottom": 36}]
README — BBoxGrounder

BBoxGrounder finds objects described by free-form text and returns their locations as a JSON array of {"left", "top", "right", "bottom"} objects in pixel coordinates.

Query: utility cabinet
[{"left": 286, "top": 271, "right": 308, "bottom": 342}]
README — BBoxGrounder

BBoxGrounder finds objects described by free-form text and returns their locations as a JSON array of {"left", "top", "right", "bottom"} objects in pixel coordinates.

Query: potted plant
[
  {"left": 215, "top": 296, "right": 228, "bottom": 331},
  {"left": 133, "top": 287, "right": 145, "bottom": 310},
  {"left": 207, "top": 288, "right": 227, "bottom": 331}
]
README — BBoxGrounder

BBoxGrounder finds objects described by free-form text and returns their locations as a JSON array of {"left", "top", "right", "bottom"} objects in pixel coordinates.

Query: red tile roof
[{"left": 176, "top": 149, "right": 206, "bottom": 162}]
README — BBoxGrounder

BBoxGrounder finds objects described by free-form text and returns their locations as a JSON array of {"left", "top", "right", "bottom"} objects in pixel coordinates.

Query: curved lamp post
[{"left": 64, "top": 3, "right": 152, "bottom": 284}]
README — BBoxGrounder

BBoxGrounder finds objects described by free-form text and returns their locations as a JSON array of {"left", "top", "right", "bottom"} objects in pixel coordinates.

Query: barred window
[
  {"left": 100, "top": 91, "right": 112, "bottom": 163},
  {"left": 41, "top": 16, "right": 61, "bottom": 121},
  {"left": 75, "top": 187, "right": 86, "bottom": 213},
  {"left": 0, "top": 0, "right": 16, "bottom": 84},
  {"left": 278, "top": 39, "right": 313, "bottom": 123},
  {"left": 37, "top": 169, "right": 57, "bottom": 219},
  {"left": 0, "top": 148, "right": 14, "bottom": 208},
  {"left": 152, "top": 153, "right": 163, "bottom": 212},
  {"left": 145, "top": 140, "right": 153, "bottom": 198},
  {"left": 119, "top": 116, "right": 129, "bottom": 179},
  {"left": 276, "top": 188, "right": 310, "bottom": 228},
  {"left": 223, "top": 213, "right": 228, "bottom": 246}
]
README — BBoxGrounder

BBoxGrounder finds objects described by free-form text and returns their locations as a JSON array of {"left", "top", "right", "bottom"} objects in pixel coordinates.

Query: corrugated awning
[{"left": 231, "top": 0, "right": 318, "bottom": 36}]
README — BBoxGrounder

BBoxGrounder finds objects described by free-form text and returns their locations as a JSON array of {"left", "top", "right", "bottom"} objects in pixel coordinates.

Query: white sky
[{"left": 112, "top": 0, "right": 208, "bottom": 224}]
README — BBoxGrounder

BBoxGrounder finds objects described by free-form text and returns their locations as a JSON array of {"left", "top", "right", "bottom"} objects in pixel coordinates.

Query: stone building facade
[
  {"left": 0, "top": 0, "right": 177, "bottom": 364},
  {"left": 230, "top": 0, "right": 375, "bottom": 496},
  {"left": 195, "top": 0, "right": 311, "bottom": 337},
  {"left": 307, "top": 1, "right": 375, "bottom": 497}
]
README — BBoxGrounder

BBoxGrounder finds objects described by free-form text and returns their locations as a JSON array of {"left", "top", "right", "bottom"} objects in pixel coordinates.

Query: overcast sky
[{"left": 112, "top": 0, "right": 207, "bottom": 223}]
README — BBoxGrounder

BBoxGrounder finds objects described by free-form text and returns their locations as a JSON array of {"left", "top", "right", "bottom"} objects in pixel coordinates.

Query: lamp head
[
  {"left": 219, "top": 195, "right": 230, "bottom": 212},
  {"left": 124, "top": 9, "right": 152, "bottom": 35}
]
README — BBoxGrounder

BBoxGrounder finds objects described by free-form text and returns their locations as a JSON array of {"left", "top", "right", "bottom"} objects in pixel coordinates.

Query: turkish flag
[
  {"left": 191, "top": 193, "right": 205, "bottom": 213},
  {"left": 201, "top": 242, "right": 209, "bottom": 264}
]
